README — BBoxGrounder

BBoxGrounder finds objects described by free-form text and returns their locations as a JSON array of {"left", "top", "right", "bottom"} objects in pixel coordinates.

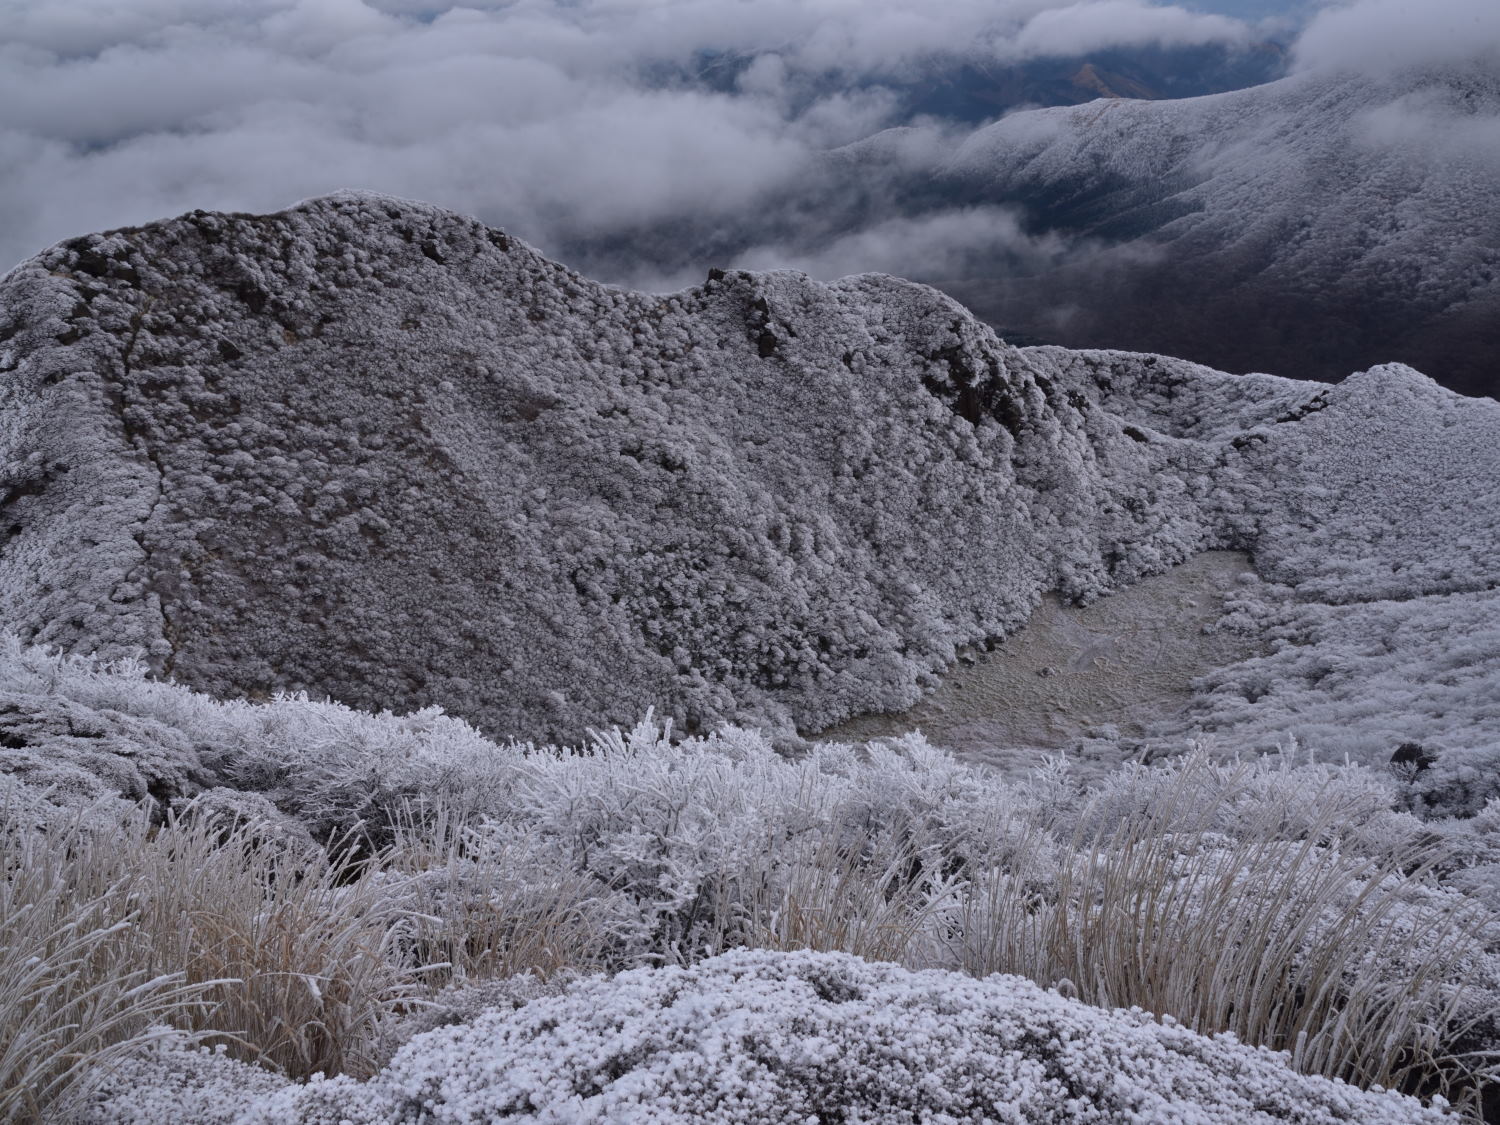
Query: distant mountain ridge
[
  {"left": 681, "top": 41, "right": 1288, "bottom": 126},
  {"left": 2, "top": 194, "right": 1498, "bottom": 744},
  {"left": 561, "top": 59, "right": 1497, "bottom": 398},
  {"left": 919, "top": 63, "right": 1500, "bottom": 395}
]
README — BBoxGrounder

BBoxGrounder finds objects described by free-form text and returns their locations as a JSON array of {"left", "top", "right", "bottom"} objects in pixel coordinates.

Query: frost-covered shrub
[
  {"left": 1439, "top": 799, "right": 1500, "bottom": 917},
  {"left": 0, "top": 633, "right": 527, "bottom": 842},
  {"left": 235, "top": 949, "right": 1453, "bottom": 1125},
  {"left": 385, "top": 816, "right": 637, "bottom": 985},
  {"left": 0, "top": 637, "right": 216, "bottom": 811},
  {"left": 171, "top": 788, "right": 321, "bottom": 858},
  {"left": 420, "top": 717, "right": 1057, "bottom": 967},
  {"left": 73, "top": 1032, "right": 288, "bottom": 1125},
  {"left": 1074, "top": 748, "right": 1430, "bottom": 862}
]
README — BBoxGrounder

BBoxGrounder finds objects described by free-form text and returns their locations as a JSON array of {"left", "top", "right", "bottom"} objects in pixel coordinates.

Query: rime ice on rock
[
  {"left": 1, "top": 194, "right": 1499, "bottom": 751},
  {"left": 0, "top": 194, "right": 1217, "bottom": 742}
]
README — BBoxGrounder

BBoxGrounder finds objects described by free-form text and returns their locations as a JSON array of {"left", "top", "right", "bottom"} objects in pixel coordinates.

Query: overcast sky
[{"left": 0, "top": 0, "right": 1496, "bottom": 280}]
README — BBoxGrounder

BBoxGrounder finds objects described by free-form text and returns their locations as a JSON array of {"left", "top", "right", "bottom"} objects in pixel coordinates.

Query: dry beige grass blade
[
  {"left": 947, "top": 752, "right": 1491, "bottom": 1103},
  {"left": 3, "top": 801, "right": 427, "bottom": 1115},
  {"left": 733, "top": 831, "right": 957, "bottom": 967},
  {"left": 125, "top": 816, "right": 426, "bottom": 1080},
  {"left": 0, "top": 811, "right": 220, "bottom": 1124}
]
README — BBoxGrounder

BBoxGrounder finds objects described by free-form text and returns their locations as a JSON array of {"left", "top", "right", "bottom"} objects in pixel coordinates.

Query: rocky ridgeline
[{"left": 2, "top": 192, "right": 1498, "bottom": 743}]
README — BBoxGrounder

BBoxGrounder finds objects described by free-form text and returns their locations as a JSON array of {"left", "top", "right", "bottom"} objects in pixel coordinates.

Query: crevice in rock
[{"left": 101, "top": 287, "right": 181, "bottom": 677}]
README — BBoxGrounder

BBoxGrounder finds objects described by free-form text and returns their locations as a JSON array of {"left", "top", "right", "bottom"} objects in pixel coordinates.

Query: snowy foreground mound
[
  {"left": 93, "top": 949, "right": 1446, "bottom": 1125},
  {"left": 2, "top": 193, "right": 1499, "bottom": 746}
]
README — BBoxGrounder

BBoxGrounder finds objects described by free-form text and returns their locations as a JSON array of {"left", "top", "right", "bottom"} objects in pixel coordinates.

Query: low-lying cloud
[
  {"left": 1292, "top": 0, "right": 1500, "bottom": 76},
  {"left": 734, "top": 207, "right": 1073, "bottom": 283},
  {"left": 1012, "top": 0, "right": 1250, "bottom": 59},
  {"left": 0, "top": 0, "right": 1260, "bottom": 275},
  {"left": 2, "top": 0, "right": 1497, "bottom": 295}
]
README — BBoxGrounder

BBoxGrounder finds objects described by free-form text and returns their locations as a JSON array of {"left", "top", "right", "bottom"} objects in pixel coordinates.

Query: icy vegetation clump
[
  {"left": 229, "top": 950, "right": 1451, "bottom": 1125},
  {"left": 4, "top": 644, "right": 1496, "bottom": 1121}
]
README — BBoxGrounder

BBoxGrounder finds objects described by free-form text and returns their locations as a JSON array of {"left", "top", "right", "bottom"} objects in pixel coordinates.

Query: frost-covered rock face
[
  {"left": 223, "top": 949, "right": 1446, "bottom": 1125},
  {"left": 2, "top": 192, "right": 1499, "bottom": 744},
  {"left": 0, "top": 193, "right": 1208, "bottom": 741}
]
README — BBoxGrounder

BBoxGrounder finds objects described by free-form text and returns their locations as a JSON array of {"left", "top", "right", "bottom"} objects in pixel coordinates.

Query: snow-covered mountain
[
  {"left": 868, "top": 63, "right": 1500, "bottom": 395},
  {"left": 3, "top": 193, "right": 1499, "bottom": 761},
  {"left": 6, "top": 195, "right": 1500, "bottom": 1123}
]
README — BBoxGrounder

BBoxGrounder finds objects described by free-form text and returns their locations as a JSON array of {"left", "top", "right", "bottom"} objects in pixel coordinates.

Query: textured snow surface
[
  {"left": 92, "top": 950, "right": 1439, "bottom": 1125},
  {"left": 3, "top": 194, "right": 1499, "bottom": 744},
  {"left": 1174, "top": 585, "right": 1500, "bottom": 815}
]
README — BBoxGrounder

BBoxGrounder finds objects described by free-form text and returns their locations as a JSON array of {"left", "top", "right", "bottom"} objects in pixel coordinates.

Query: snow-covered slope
[
  {"left": 2, "top": 193, "right": 1499, "bottom": 745},
  {"left": 931, "top": 65, "right": 1500, "bottom": 394}
]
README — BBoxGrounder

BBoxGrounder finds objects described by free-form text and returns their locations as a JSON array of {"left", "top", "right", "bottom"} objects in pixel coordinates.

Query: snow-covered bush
[
  {"left": 385, "top": 814, "right": 635, "bottom": 986},
  {"left": 0, "top": 633, "right": 534, "bottom": 842},
  {"left": 454, "top": 718, "right": 1037, "bottom": 964},
  {"left": 235, "top": 949, "right": 1453, "bottom": 1125},
  {"left": 1073, "top": 748, "right": 1431, "bottom": 862},
  {"left": 75, "top": 1033, "right": 287, "bottom": 1125}
]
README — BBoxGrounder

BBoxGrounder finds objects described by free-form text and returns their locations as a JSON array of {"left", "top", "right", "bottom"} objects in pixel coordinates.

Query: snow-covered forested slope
[
  {"left": 2, "top": 193, "right": 1498, "bottom": 747},
  {"left": 917, "top": 64, "right": 1500, "bottom": 395}
]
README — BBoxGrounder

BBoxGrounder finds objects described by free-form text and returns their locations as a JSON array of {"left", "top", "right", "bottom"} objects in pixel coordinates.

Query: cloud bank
[
  {"left": 0, "top": 0, "right": 1259, "bottom": 275},
  {"left": 1, "top": 0, "right": 1496, "bottom": 295},
  {"left": 1292, "top": 0, "right": 1500, "bottom": 76}
]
